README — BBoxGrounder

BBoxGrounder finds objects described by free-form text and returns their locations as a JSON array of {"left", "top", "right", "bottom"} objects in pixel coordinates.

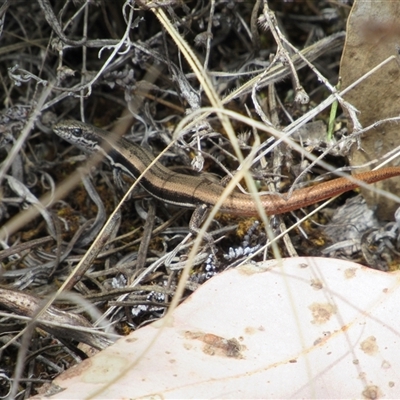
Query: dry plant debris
[{"left": 0, "top": 0, "right": 399, "bottom": 397}]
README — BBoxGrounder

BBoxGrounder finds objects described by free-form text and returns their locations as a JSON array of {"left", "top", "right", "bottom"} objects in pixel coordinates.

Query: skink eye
[{"left": 71, "top": 127, "right": 82, "bottom": 137}]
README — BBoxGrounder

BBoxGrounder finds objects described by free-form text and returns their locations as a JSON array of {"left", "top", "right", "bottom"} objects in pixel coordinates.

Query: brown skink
[{"left": 53, "top": 120, "right": 400, "bottom": 217}]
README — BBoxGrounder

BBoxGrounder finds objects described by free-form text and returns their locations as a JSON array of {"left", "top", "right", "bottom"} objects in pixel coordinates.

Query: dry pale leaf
[{"left": 30, "top": 257, "right": 400, "bottom": 399}]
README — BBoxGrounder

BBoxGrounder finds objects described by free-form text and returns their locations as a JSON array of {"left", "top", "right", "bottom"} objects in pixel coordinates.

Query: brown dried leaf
[{"left": 340, "top": 0, "right": 400, "bottom": 219}]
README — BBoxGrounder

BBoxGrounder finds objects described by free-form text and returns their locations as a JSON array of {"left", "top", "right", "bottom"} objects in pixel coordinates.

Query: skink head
[{"left": 53, "top": 120, "right": 101, "bottom": 153}]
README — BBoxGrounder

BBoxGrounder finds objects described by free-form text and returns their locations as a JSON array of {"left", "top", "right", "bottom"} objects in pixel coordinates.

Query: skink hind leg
[{"left": 189, "top": 204, "right": 215, "bottom": 246}]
